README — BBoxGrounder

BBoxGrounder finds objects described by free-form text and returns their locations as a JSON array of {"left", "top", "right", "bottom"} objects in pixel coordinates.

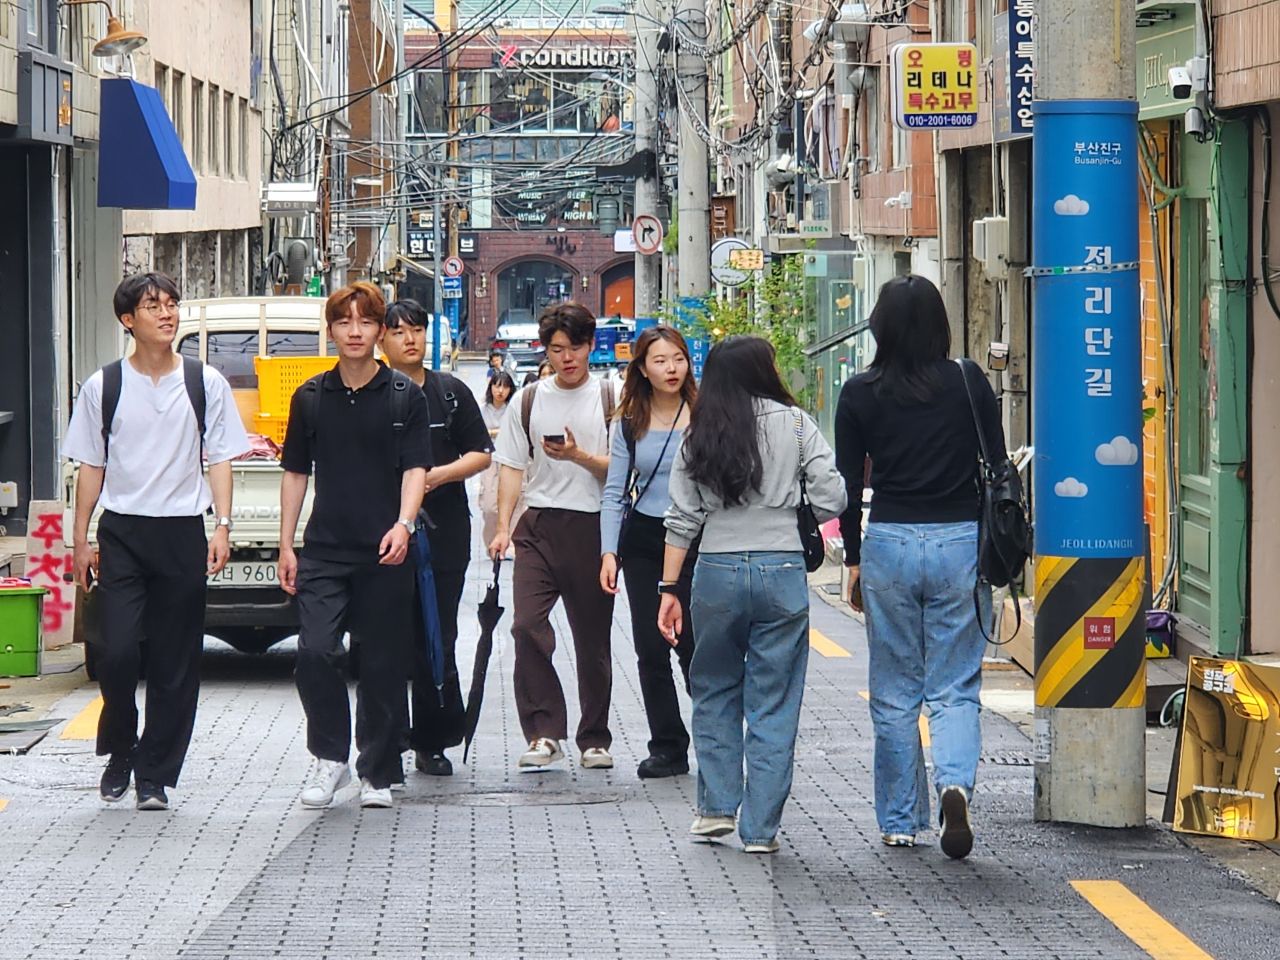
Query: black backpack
[
  {"left": 300, "top": 367, "right": 417, "bottom": 466},
  {"left": 956, "top": 359, "right": 1033, "bottom": 638},
  {"left": 100, "top": 356, "right": 206, "bottom": 464}
]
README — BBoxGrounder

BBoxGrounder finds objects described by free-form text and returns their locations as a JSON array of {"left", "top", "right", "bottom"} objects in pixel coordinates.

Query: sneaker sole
[
  {"left": 744, "top": 843, "right": 779, "bottom": 854},
  {"left": 939, "top": 789, "right": 974, "bottom": 860},
  {"left": 100, "top": 790, "right": 129, "bottom": 803},
  {"left": 135, "top": 798, "right": 168, "bottom": 811},
  {"left": 691, "top": 824, "right": 736, "bottom": 841},
  {"left": 518, "top": 752, "right": 564, "bottom": 768},
  {"left": 360, "top": 797, "right": 393, "bottom": 809},
  {"left": 580, "top": 758, "right": 613, "bottom": 769}
]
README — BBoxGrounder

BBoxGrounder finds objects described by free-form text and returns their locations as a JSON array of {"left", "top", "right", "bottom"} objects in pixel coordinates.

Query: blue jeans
[
  {"left": 688, "top": 551, "right": 810, "bottom": 845},
  {"left": 860, "top": 522, "right": 989, "bottom": 836}
]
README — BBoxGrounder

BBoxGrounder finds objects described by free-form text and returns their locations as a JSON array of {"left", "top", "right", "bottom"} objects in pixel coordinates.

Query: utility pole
[
  {"left": 675, "top": 0, "right": 709, "bottom": 297},
  {"left": 631, "top": 0, "right": 662, "bottom": 318},
  {"left": 395, "top": 0, "right": 408, "bottom": 298},
  {"left": 1030, "top": 0, "right": 1146, "bottom": 827}
]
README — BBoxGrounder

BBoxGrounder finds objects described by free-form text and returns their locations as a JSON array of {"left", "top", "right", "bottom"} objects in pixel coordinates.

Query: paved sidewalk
[{"left": 1, "top": 551, "right": 1277, "bottom": 958}]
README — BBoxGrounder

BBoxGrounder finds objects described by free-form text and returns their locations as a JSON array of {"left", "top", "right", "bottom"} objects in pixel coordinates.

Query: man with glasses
[{"left": 63, "top": 273, "right": 250, "bottom": 810}]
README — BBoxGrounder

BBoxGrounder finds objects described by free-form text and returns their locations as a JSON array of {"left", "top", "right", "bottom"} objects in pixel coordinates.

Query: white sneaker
[
  {"left": 360, "top": 779, "right": 393, "bottom": 809},
  {"left": 690, "top": 815, "right": 737, "bottom": 841},
  {"left": 744, "top": 838, "right": 780, "bottom": 854},
  {"left": 518, "top": 738, "right": 564, "bottom": 768},
  {"left": 580, "top": 747, "right": 614, "bottom": 769},
  {"left": 301, "top": 759, "right": 351, "bottom": 808}
]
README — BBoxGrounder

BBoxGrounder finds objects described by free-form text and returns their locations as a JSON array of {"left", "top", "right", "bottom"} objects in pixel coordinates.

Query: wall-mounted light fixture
[{"left": 61, "top": 1, "right": 148, "bottom": 57}]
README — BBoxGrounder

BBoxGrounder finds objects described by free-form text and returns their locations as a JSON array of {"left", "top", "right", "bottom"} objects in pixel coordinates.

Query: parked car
[
  {"left": 423, "top": 313, "right": 455, "bottom": 371},
  {"left": 494, "top": 315, "right": 545, "bottom": 374}
]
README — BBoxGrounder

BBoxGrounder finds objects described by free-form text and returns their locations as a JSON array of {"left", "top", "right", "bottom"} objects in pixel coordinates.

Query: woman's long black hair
[
  {"left": 864, "top": 275, "right": 952, "bottom": 403},
  {"left": 683, "top": 335, "right": 796, "bottom": 506}
]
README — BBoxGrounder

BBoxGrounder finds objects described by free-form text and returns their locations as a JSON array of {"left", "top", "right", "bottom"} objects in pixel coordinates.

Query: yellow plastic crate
[
  {"left": 253, "top": 413, "right": 289, "bottom": 445},
  {"left": 254, "top": 356, "right": 338, "bottom": 417}
]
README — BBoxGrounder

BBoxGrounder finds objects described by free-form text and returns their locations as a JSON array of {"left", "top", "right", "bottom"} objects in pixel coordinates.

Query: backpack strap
[
  {"left": 521, "top": 381, "right": 538, "bottom": 458},
  {"left": 182, "top": 356, "right": 207, "bottom": 459},
  {"left": 100, "top": 359, "right": 124, "bottom": 466},
  {"left": 302, "top": 373, "right": 325, "bottom": 446},
  {"left": 389, "top": 369, "right": 414, "bottom": 468},
  {"left": 600, "top": 378, "right": 616, "bottom": 431}
]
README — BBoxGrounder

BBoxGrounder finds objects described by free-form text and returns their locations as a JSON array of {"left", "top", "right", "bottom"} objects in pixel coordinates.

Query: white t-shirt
[
  {"left": 493, "top": 376, "right": 611, "bottom": 512},
  {"left": 62, "top": 358, "right": 251, "bottom": 517}
]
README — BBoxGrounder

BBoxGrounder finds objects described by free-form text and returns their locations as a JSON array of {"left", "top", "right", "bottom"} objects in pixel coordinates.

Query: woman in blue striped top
[{"left": 600, "top": 325, "right": 698, "bottom": 779}]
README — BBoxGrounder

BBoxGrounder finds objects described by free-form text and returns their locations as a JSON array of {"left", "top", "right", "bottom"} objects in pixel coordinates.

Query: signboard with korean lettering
[
  {"left": 1031, "top": 101, "right": 1143, "bottom": 558},
  {"left": 992, "top": 3, "right": 1034, "bottom": 142},
  {"left": 1174, "top": 657, "right": 1280, "bottom": 842},
  {"left": 891, "top": 43, "right": 979, "bottom": 130}
]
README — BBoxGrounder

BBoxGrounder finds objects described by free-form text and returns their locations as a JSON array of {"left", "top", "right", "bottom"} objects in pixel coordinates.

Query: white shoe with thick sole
[
  {"left": 744, "top": 838, "right": 780, "bottom": 854},
  {"left": 518, "top": 738, "right": 564, "bottom": 768},
  {"left": 360, "top": 779, "right": 393, "bottom": 808},
  {"left": 580, "top": 747, "right": 614, "bottom": 769},
  {"left": 301, "top": 759, "right": 351, "bottom": 808},
  {"left": 690, "top": 815, "right": 737, "bottom": 841}
]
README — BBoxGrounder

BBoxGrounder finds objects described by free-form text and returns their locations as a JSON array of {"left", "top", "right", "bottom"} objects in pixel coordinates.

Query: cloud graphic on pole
[
  {"left": 1053, "top": 194, "right": 1090, "bottom": 216},
  {"left": 1095, "top": 436, "right": 1139, "bottom": 466},
  {"left": 1054, "top": 477, "right": 1089, "bottom": 498}
]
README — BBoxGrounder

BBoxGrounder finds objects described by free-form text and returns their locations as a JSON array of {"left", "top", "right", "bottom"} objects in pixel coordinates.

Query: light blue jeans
[
  {"left": 688, "top": 551, "right": 810, "bottom": 845},
  {"left": 860, "top": 522, "right": 989, "bottom": 836}
]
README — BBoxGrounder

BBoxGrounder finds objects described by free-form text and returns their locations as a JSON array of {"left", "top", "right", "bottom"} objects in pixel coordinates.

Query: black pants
[
  {"left": 295, "top": 554, "right": 413, "bottom": 789},
  {"left": 94, "top": 511, "right": 207, "bottom": 787},
  {"left": 619, "top": 512, "right": 696, "bottom": 761},
  {"left": 410, "top": 569, "right": 467, "bottom": 754}
]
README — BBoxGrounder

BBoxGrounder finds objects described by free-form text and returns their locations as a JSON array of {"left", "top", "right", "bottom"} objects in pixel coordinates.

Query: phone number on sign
[
  {"left": 209, "top": 562, "right": 279, "bottom": 586},
  {"left": 904, "top": 114, "right": 978, "bottom": 128}
]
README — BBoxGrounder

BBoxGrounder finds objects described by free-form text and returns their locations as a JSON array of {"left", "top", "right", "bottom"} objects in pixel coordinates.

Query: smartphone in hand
[{"left": 542, "top": 434, "right": 565, "bottom": 445}]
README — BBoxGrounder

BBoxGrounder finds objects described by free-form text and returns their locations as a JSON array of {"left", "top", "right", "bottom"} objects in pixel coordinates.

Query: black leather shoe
[
  {"left": 415, "top": 752, "right": 453, "bottom": 776},
  {"left": 135, "top": 780, "right": 169, "bottom": 811},
  {"left": 100, "top": 754, "right": 132, "bottom": 802},
  {"left": 637, "top": 755, "right": 690, "bottom": 779}
]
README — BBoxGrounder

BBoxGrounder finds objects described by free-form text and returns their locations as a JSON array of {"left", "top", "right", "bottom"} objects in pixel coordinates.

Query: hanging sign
[
  {"left": 993, "top": 4, "right": 1035, "bottom": 142},
  {"left": 1031, "top": 101, "right": 1142, "bottom": 558},
  {"left": 891, "top": 42, "right": 979, "bottom": 130},
  {"left": 710, "top": 237, "right": 750, "bottom": 287}
]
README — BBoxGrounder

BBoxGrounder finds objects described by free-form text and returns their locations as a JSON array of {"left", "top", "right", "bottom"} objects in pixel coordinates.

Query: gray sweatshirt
[{"left": 665, "top": 400, "right": 848, "bottom": 554}]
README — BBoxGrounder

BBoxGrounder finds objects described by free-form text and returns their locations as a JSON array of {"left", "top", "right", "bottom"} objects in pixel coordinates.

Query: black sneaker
[
  {"left": 938, "top": 786, "right": 974, "bottom": 860},
  {"left": 415, "top": 752, "right": 453, "bottom": 776},
  {"left": 99, "top": 754, "right": 132, "bottom": 802},
  {"left": 135, "top": 780, "right": 169, "bottom": 811},
  {"left": 637, "top": 755, "right": 690, "bottom": 779}
]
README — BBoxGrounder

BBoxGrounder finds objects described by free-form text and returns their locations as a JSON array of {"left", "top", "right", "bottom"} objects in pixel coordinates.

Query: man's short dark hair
[
  {"left": 538, "top": 302, "right": 596, "bottom": 347},
  {"left": 386, "top": 299, "right": 429, "bottom": 329},
  {"left": 113, "top": 272, "right": 181, "bottom": 320}
]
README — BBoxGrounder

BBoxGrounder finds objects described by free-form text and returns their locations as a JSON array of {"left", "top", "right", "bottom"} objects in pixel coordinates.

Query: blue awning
[{"left": 98, "top": 78, "right": 196, "bottom": 210}]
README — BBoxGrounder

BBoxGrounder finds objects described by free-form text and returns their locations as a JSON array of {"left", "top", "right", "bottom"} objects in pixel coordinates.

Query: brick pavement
[{"left": 2, "top": 547, "right": 1278, "bottom": 958}]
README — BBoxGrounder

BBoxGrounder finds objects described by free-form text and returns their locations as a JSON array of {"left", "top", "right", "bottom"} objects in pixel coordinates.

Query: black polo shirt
[
  {"left": 281, "top": 364, "right": 432, "bottom": 563},
  {"left": 420, "top": 370, "right": 494, "bottom": 573}
]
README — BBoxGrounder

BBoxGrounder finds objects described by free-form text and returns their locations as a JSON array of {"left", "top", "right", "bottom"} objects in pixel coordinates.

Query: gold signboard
[{"left": 1173, "top": 657, "right": 1280, "bottom": 841}]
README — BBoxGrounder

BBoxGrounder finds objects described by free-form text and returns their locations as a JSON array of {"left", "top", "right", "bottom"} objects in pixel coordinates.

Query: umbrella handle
[{"left": 490, "top": 558, "right": 502, "bottom": 587}]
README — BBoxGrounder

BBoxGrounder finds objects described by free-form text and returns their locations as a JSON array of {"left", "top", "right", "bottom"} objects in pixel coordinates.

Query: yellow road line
[
  {"left": 0, "top": 799, "right": 8, "bottom": 813},
  {"left": 60, "top": 696, "right": 103, "bottom": 740},
  {"left": 809, "top": 629, "right": 851, "bottom": 658},
  {"left": 858, "top": 690, "right": 931, "bottom": 747},
  {"left": 1071, "top": 880, "right": 1215, "bottom": 960}
]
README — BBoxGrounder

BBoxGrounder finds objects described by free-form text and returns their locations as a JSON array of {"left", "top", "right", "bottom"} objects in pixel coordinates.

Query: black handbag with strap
[
  {"left": 792, "top": 409, "right": 826, "bottom": 573},
  {"left": 956, "top": 358, "right": 1033, "bottom": 641}
]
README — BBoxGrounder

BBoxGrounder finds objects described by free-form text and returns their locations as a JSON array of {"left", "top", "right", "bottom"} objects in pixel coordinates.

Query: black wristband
[{"left": 657, "top": 581, "right": 680, "bottom": 596}]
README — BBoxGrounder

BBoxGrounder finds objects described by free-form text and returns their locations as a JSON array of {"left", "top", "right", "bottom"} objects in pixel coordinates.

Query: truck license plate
[{"left": 209, "top": 562, "right": 279, "bottom": 586}]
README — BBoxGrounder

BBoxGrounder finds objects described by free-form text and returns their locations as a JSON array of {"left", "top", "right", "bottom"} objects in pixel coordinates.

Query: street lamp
[{"left": 61, "top": 1, "right": 148, "bottom": 57}]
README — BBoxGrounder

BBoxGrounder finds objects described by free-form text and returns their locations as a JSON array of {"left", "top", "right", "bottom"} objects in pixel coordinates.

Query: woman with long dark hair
[
  {"left": 480, "top": 370, "right": 523, "bottom": 549},
  {"left": 835, "top": 275, "right": 1005, "bottom": 860},
  {"left": 658, "top": 336, "right": 846, "bottom": 853},
  {"left": 600, "top": 326, "right": 698, "bottom": 779}
]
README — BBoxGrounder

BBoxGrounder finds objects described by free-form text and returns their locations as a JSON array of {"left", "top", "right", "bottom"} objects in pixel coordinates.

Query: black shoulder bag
[
  {"left": 956, "top": 358, "right": 1033, "bottom": 641},
  {"left": 792, "top": 409, "right": 826, "bottom": 573}
]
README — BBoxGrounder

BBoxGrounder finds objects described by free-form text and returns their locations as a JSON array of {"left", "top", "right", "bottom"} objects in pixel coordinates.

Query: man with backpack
[
  {"left": 376, "top": 300, "right": 493, "bottom": 776},
  {"left": 488, "top": 302, "right": 615, "bottom": 770},
  {"left": 277, "top": 282, "right": 431, "bottom": 810},
  {"left": 64, "top": 272, "right": 251, "bottom": 810}
]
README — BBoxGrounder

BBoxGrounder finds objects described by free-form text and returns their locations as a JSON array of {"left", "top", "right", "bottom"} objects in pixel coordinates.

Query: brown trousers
[{"left": 511, "top": 507, "right": 615, "bottom": 750}]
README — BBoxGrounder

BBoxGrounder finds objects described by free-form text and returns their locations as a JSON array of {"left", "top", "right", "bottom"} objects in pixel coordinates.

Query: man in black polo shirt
[{"left": 278, "top": 282, "right": 431, "bottom": 810}]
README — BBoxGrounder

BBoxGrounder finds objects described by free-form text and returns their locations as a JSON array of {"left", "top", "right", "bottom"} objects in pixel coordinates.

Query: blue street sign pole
[{"left": 1030, "top": 98, "right": 1147, "bottom": 827}]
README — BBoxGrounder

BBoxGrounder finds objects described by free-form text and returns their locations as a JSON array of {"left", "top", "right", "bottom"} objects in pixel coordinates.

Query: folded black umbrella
[{"left": 463, "top": 559, "right": 504, "bottom": 763}]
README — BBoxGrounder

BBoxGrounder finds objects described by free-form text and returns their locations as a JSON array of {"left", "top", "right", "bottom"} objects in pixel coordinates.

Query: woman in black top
[{"left": 835, "top": 275, "right": 1006, "bottom": 861}]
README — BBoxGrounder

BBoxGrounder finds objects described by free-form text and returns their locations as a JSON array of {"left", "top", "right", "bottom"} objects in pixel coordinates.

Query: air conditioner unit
[
  {"left": 283, "top": 238, "right": 315, "bottom": 286},
  {"left": 972, "top": 216, "right": 1009, "bottom": 278}
]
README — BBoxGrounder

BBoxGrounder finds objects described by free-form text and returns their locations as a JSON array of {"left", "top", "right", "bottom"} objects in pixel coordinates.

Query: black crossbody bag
[
  {"left": 617, "top": 401, "right": 684, "bottom": 561},
  {"left": 792, "top": 410, "right": 826, "bottom": 573},
  {"left": 956, "top": 359, "right": 1033, "bottom": 641}
]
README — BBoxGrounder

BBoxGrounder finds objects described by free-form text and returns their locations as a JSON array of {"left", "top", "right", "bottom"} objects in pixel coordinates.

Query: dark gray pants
[{"left": 295, "top": 554, "right": 413, "bottom": 789}]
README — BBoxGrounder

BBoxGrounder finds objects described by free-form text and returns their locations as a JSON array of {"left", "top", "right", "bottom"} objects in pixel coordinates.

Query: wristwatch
[
  {"left": 216, "top": 516, "right": 233, "bottom": 531},
  {"left": 397, "top": 517, "right": 416, "bottom": 534},
  {"left": 657, "top": 581, "right": 680, "bottom": 596}
]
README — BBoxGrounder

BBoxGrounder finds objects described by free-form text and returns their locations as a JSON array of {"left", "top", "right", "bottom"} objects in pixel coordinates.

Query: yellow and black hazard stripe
[{"left": 1033, "top": 556, "right": 1146, "bottom": 709}]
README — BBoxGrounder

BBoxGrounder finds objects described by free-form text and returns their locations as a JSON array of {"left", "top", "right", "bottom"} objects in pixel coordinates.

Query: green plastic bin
[{"left": 0, "top": 586, "right": 45, "bottom": 677}]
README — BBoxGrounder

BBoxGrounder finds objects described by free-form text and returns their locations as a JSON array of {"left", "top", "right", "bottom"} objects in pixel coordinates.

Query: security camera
[{"left": 1168, "top": 66, "right": 1192, "bottom": 100}]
